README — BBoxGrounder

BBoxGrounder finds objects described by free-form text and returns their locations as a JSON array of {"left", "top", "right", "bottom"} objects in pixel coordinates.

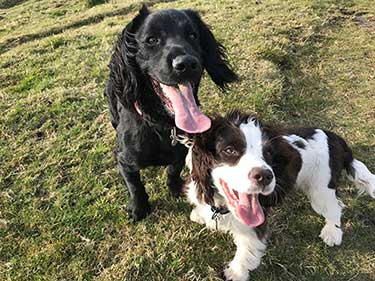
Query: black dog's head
[
  {"left": 135, "top": 8, "right": 203, "bottom": 86},
  {"left": 107, "top": 6, "right": 238, "bottom": 133}
]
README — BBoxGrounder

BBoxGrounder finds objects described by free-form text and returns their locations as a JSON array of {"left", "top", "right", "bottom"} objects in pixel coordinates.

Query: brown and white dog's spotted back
[{"left": 185, "top": 110, "right": 375, "bottom": 281}]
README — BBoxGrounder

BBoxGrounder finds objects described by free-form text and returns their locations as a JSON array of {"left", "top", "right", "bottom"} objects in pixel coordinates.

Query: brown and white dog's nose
[
  {"left": 249, "top": 167, "right": 274, "bottom": 187},
  {"left": 172, "top": 55, "right": 200, "bottom": 74}
]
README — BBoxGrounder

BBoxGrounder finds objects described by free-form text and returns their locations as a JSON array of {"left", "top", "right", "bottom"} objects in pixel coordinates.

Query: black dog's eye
[
  {"left": 189, "top": 32, "right": 198, "bottom": 40},
  {"left": 223, "top": 146, "right": 237, "bottom": 156},
  {"left": 146, "top": 36, "right": 160, "bottom": 46}
]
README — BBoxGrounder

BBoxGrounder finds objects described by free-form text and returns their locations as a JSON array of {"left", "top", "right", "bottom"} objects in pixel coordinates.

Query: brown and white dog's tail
[
  {"left": 334, "top": 133, "right": 375, "bottom": 198},
  {"left": 347, "top": 159, "right": 375, "bottom": 198}
]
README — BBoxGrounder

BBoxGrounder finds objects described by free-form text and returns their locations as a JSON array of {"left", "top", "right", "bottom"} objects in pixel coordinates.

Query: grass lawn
[{"left": 0, "top": 0, "right": 374, "bottom": 280}]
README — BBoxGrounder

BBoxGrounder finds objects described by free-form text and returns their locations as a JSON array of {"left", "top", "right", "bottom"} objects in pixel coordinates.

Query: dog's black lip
[
  {"left": 149, "top": 76, "right": 195, "bottom": 88},
  {"left": 149, "top": 77, "right": 175, "bottom": 114},
  {"left": 150, "top": 77, "right": 177, "bottom": 87},
  {"left": 149, "top": 76, "right": 197, "bottom": 92}
]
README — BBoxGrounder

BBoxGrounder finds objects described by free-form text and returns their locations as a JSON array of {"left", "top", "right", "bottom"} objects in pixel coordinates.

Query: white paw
[
  {"left": 358, "top": 181, "right": 375, "bottom": 198},
  {"left": 189, "top": 209, "right": 205, "bottom": 224},
  {"left": 319, "top": 224, "right": 343, "bottom": 246},
  {"left": 224, "top": 265, "right": 249, "bottom": 281},
  {"left": 368, "top": 182, "right": 375, "bottom": 198}
]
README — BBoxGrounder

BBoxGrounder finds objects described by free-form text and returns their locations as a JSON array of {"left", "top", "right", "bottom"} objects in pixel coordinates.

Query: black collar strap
[{"left": 211, "top": 205, "right": 230, "bottom": 220}]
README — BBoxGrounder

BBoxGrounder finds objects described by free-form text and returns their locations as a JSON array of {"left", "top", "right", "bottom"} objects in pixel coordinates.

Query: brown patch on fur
[
  {"left": 259, "top": 127, "right": 302, "bottom": 207},
  {"left": 191, "top": 134, "right": 216, "bottom": 205}
]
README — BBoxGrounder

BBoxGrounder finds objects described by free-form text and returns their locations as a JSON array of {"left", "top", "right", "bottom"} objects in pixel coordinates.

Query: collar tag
[
  {"left": 170, "top": 127, "right": 193, "bottom": 148},
  {"left": 170, "top": 127, "right": 178, "bottom": 146}
]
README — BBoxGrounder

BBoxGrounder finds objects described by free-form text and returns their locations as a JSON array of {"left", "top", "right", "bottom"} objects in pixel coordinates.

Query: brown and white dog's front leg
[{"left": 224, "top": 228, "right": 267, "bottom": 281}]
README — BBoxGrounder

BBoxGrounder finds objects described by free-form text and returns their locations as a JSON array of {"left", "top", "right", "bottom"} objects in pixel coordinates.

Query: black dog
[{"left": 105, "top": 6, "right": 237, "bottom": 221}]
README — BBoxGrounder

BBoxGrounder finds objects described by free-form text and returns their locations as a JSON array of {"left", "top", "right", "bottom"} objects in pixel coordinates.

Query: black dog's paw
[
  {"left": 127, "top": 200, "right": 151, "bottom": 221},
  {"left": 167, "top": 177, "right": 184, "bottom": 198}
]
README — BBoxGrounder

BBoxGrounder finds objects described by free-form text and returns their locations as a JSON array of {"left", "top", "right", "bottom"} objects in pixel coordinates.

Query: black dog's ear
[
  {"left": 121, "top": 5, "right": 150, "bottom": 67},
  {"left": 184, "top": 10, "right": 238, "bottom": 90},
  {"left": 190, "top": 115, "right": 232, "bottom": 204},
  {"left": 105, "top": 5, "right": 149, "bottom": 116},
  {"left": 125, "top": 5, "right": 150, "bottom": 35},
  {"left": 191, "top": 137, "right": 215, "bottom": 205}
]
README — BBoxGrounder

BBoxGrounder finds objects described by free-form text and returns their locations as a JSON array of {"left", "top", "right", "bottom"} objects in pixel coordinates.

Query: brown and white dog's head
[{"left": 189, "top": 111, "right": 277, "bottom": 227}]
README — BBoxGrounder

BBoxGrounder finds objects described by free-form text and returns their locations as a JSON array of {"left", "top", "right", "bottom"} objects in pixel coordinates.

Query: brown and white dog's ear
[
  {"left": 191, "top": 134, "right": 216, "bottom": 206},
  {"left": 225, "top": 110, "right": 260, "bottom": 127}
]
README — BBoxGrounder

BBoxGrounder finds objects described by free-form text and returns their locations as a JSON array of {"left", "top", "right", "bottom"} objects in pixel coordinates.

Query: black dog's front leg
[
  {"left": 118, "top": 162, "right": 151, "bottom": 221},
  {"left": 166, "top": 162, "right": 185, "bottom": 198}
]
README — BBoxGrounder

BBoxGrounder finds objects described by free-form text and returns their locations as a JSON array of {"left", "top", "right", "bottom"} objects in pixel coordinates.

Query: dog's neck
[{"left": 210, "top": 189, "right": 230, "bottom": 215}]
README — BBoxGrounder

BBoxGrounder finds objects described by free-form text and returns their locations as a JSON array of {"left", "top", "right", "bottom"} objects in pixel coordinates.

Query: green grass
[
  {"left": 0, "top": 0, "right": 374, "bottom": 280},
  {"left": 85, "top": 0, "right": 108, "bottom": 8}
]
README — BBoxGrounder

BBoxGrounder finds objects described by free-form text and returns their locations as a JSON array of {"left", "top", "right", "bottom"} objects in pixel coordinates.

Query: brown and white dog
[{"left": 185, "top": 111, "right": 375, "bottom": 281}]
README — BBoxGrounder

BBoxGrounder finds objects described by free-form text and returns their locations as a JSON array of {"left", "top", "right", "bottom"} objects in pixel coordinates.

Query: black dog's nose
[
  {"left": 172, "top": 55, "right": 200, "bottom": 74},
  {"left": 249, "top": 168, "right": 274, "bottom": 186}
]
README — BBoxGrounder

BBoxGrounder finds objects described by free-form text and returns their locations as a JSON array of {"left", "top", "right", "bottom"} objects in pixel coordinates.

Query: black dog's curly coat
[{"left": 105, "top": 6, "right": 237, "bottom": 221}]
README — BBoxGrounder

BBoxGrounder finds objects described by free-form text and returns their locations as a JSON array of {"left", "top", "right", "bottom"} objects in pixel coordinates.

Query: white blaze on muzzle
[{"left": 211, "top": 120, "right": 276, "bottom": 227}]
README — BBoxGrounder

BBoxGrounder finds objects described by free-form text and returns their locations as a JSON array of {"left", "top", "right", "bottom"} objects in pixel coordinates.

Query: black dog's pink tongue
[{"left": 160, "top": 83, "right": 211, "bottom": 133}]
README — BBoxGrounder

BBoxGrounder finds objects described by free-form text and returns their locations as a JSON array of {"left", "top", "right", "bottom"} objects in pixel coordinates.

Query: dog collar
[
  {"left": 211, "top": 205, "right": 230, "bottom": 230},
  {"left": 211, "top": 205, "right": 230, "bottom": 219},
  {"left": 133, "top": 103, "right": 193, "bottom": 148},
  {"left": 170, "top": 127, "right": 193, "bottom": 147}
]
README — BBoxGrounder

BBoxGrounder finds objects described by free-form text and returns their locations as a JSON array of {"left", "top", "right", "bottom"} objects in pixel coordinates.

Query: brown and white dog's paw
[
  {"left": 189, "top": 208, "right": 205, "bottom": 224},
  {"left": 319, "top": 224, "right": 343, "bottom": 246},
  {"left": 223, "top": 265, "right": 249, "bottom": 281}
]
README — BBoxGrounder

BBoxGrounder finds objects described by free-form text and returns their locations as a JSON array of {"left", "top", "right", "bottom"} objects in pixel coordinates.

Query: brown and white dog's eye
[{"left": 223, "top": 146, "right": 238, "bottom": 156}]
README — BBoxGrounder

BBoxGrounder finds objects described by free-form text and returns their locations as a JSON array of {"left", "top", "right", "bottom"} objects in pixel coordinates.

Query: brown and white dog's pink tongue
[
  {"left": 236, "top": 192, "right": 265, "bottom": 227},
  {"left": 159, "top": 83, "right": 211, "bottom": 133},
  {"left": 220, "top": 179, "right": 265, "bottom": 227}
]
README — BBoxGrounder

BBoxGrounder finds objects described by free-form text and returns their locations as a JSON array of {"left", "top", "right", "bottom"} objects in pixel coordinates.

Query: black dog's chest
[
  {"left": 117, "top": 121, "right": 187, "bottom": 168},
  {"left": 139, "top": 132, "right": 186, "bottom": 166}
]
